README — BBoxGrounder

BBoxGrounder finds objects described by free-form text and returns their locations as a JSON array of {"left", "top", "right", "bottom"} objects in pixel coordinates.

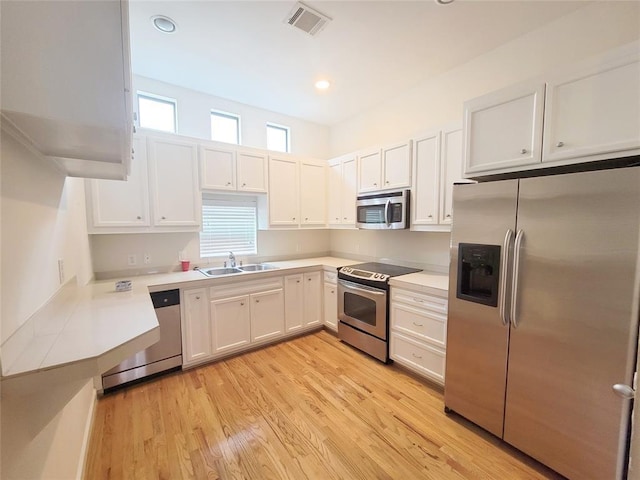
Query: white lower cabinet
[
  {"left": 250, "top": 289, "right": 285, "bottom": 343},
  {"left": 323, "top": 272, "right": 338, "bottom": 332},
  {"left": 182, "top": 288, "right": 211, "bottom": 365},
  {"left": 390, "top": 286, "right": 448, "bottom": 385},
  {"left": 210, "top": 294, "right": 251, "bottom": 354},
  {"left": 284, "top": 271, "right": 322, "bottom": 333}
]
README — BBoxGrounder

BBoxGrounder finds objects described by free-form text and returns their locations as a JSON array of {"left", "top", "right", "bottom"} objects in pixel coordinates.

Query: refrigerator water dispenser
[{"left": 457, "top": 243, "right": 501, "bottom": 307}]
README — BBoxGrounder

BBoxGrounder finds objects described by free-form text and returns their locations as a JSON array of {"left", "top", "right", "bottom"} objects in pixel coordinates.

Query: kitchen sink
[
  {"left": 199, "top": 267, "right": 243, "bottom": 277},
  {"left": 238, "top": 264, "right": 279, "bottom": 272}
]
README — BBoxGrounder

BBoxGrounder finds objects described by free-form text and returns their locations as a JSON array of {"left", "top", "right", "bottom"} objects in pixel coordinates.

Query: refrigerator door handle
[
  {"left": 499, "top": 229, "right": 514, "bottom": 326},
  {"left": 510, "top": 229, "right": 525, "bottom": 329}
]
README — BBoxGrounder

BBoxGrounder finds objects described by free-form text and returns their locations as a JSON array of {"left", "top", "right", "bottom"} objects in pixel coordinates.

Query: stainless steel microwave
[{"left": 356, "top": 190, "right": 410, "bottom": 230}]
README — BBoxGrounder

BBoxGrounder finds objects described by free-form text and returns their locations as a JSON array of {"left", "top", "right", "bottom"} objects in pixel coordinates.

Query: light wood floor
[{"left": 85, "top": 330, "right": 562, "bottom": 479}]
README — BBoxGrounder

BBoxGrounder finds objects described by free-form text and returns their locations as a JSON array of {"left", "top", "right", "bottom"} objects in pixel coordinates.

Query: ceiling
[{"left": 129, "top": 1, "right": 587, "bottom": 126}]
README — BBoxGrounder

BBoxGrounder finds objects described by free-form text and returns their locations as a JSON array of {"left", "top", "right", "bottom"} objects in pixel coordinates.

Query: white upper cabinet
[
  {"left": 543, "top": 48, "right": 640, "bottom": 164},
  {"left": 148, "top": 136, "right": 201, "bottom": 227},
  {"left": 300, "top": 161, "right": 326, "bottom": 226},
  {"left": 357, "top": 142, "right": 412, "bottom": 193},
  {"left": 411, "top": 124, "right": 464, "bottom": 231},
  {"left": 88, "top": 136, "right": 150, "bottom": 230},
  {"left": 440, "top": 126, "right": 464, "bottom": 225},
  {"left": 237, "top": 150, "right": 268, "bottom": 193},
  {"left": 463, "top": 81, "right": 545, "bottom": 177},
  {"left": 0, "top": 0, "right": 132, "bottom": 180},
  {"left": 383, "top": 142, "right": 412, "bottom": 190},
  {"left": 327, "top": 155, "right": 356, "bottom": 227},
  {"left": 268, "top": 156, "right": 299, "bottom": 226},
  {"left": 200, "top": 142, "right": 267, "bottom": 193},
  {"left": 200, "top": 143, "right": 236, "bottom": 191},
  {"left": 357, "top": 149, "right": 382, "bottom": 192},
  {"left": 411, "top": 130, "right": 440, "bottom": 229},
  {"left": 463, "top": 42, "right": 640, "bottom": 179}
]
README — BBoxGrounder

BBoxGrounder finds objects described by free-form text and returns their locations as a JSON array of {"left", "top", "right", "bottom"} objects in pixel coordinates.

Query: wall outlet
[
  {"left": 127, "top": 254, "right": 137, "bottom": 266},
  {"left": 57, "top": 259, "right": 65, "bottom": 285},
  {"left": 144, "top": 253, "right": 151, "bottom": 264}
]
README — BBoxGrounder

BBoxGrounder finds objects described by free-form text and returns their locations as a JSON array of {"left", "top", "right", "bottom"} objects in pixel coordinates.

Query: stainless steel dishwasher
[{"left": 102, "top": 289, "right": 182, "bottom": 391}]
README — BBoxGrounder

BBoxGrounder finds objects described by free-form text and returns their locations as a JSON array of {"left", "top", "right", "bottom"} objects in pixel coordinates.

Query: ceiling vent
[{"left": 285, "top": 2, "right": 331, "bottom": 37}]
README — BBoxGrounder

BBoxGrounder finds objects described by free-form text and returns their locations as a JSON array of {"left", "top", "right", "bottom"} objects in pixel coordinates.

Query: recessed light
[
  {"left": 315, "top": 79, "right": 331, "bottom": 90},
  {"left": 151, "top": 15, "right": 177, "bottom": 34}
]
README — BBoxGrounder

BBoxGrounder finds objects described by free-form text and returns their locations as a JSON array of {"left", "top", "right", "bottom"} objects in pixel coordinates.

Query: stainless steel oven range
[{"left": 338, "top": 262, "right": 421, "bottom": 362}]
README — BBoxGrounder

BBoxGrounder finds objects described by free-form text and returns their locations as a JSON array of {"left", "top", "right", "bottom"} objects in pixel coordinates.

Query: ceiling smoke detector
[{"left": 285, "top": 2, "right": 331, "bottom": 37}]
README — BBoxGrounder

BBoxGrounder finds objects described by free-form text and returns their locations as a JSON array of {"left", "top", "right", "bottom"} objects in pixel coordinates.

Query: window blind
[{"left": 200, "top": 196, "right": 257, "bottom": 257}]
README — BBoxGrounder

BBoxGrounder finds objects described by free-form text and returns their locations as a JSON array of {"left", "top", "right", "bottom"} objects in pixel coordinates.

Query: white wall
[
  {"left": 1, "top": 130, "right": 95, "bottom": 479},
  {"left": 329, "top": 1, "right": 640, "bottom": 156},
  {"left": 90, "top": 229, "right": 331, "bottom": 278},
  {"left": 134, "top": 75, "right": 330, "bottom": 159}
]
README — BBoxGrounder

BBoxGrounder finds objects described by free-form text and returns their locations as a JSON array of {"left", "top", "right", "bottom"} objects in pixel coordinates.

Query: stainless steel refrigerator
[{"left": 445, "top": 166, "right": 640, "bottom": 480}]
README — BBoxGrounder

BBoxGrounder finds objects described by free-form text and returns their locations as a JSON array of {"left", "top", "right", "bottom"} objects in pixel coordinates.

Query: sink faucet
[{"left": 228, "top": 251, "right": 236, "bottom": 268}]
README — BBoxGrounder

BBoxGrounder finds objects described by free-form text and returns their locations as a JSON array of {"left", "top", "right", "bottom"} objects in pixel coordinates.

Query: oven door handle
[{"left": 339, "top": 279, "right": 386, "bottom": 296}]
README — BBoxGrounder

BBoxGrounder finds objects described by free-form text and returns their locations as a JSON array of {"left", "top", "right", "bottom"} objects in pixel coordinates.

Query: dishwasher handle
[{"left": 150, "top": 289, "right": 180, "bottom": 308}]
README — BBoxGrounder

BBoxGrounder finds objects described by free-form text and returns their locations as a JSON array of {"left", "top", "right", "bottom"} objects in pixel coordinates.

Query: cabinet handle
[
  {"left": 412, "top": 353, "right": 423, "bottom": 359},
  {"left": 385, "top": 180, "right": 389, "bottom": 184},
  {"left": 427, "top": 215, "right": 433, "bottom": 219},
  {"left": 413, "top": 298, "right": 425, "bottom": 303},
  {"left": 308, "top": 277, "right": 312, "bottom": 281},
  {"left": 226, "top": 182, "right": 232, "bottom": 186},
  {"left": 195, "top": 296, "right": 200, "bottom": 300},
  {"left": 256, "top": 299, "right": 260, "bottom": 303},
  {"left": 161, "top": 216, "right": 166, "bottom": 220},
  {"left": 343, "top": 217, "right": 347, "bottom": 220},
  {"left": 373, "top": 182, "right": 377, "bottom": 186},
  {"left": 335, "top": 217, "right": 339, "bottom": 220},
  {"left": 331, "top": 290, "right": 335, "bottom": 294},
  {"left": 412, "top": 321, "right": 424, "bottom": 327},
  {"left": 520, "top": 148, "right": 527, "bottom": 154},
  {"left": 446, "top": 214, "right": 451, "bottom": 219},
  {"left": 557, "top": 141, "right": 564, "bottom": 148},
  {"left": 136, "top": 216, "right": 141, "bottom": 220},
  {"left": 242, "top": 183, "right": 246, "bottom": 187},
  {"left": 292, "top": 217, "right": 296, "bottom": 221},
  {"left": 240, "top": 302, "right": 244, "bottom": 306},
  {"left": 296, "top": 280, "right": 300, "bottom": 283}
]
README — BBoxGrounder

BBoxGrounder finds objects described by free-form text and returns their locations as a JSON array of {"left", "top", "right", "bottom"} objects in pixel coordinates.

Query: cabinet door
[
  {"left": 327, "top": 161, "right": 342, "bottom": 225},
  {"left": 250, "top": 289, "right": 284, "bottom": 342},
  {"left": 543, "top": 52, "right": 640, "bottom": 163},
  {"left": 439, "top": 126, "right": 463, "bottom": 225},
  {"left": 237, "top": 150, "right": 267, "bottom": 193},
  {"left": 357, "top": 150, "right": 382, "bottom": 193},
  {"left": 303, "top": 272, "right": 322, "bottom": 327},
  {"left": 382, "top": 141, "right": 412, "bottom": 190},
  {"left": 412, "top": 131, "right": 440, "bottom": 227},
  {"left": 183, "top": 288, "right": 211, "bottom": 365},
  {"left": 323, "top": 282, "right": 338, "bottom": 331},
  {"left": 89, "top": 135, "right": 150, "bottom": 228},
  {"left": 210, "top": 295, "right": 250, "bottom": 354},
  {"left": 300, "top": 162, "right": 326, "bottom": 226},
  {"left": 200, "top": 144, "right": 236, "bottom": 191},
  {"left": 463, "top": 82, "right": 544, "bottom": 176},
  {"left": 268, "top": 156, "right": 299, "bottom": 226},
  {"left": 284, "top": 274, "right": 304, "bottom": 332},
  {"left": 341, "top": 158, "right": 357, "bottom": 224},
  {"left": 148, "top": 137, "right": 201, "bottom": 226}
]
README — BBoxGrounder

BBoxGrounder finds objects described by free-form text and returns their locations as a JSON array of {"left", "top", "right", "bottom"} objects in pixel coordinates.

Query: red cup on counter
[{"left": 181, "top": 260, "right": 190, "bottom": 272}]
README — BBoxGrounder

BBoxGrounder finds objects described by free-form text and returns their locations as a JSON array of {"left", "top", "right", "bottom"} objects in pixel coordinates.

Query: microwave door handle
[{"left": 384, "top": 199, "right": 391, "bottom": 226}]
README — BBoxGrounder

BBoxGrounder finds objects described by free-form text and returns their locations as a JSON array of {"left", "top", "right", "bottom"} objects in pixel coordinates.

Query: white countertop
[
  {"left": 1, "top": 256, "right": 448, "bottom": 392},
  {"left": 389, "top": 271, "right": 449, "bottom": 296}
]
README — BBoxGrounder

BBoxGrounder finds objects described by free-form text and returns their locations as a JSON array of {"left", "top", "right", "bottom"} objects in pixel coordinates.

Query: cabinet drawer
[
  {"left": 324, "top": 271, "right": 337, "bottom": 284},
  {"left": 390, "top": 332, "right": 445, "bottom": 385},
  {"left": 209, "top": 277, "right": 283, "bottom": 299},
  {"left": 391, "top": 303, "right": 446, "bottom": 347},
  {"left": 391, "top": 288, "right": 447, "bottom": 315}
]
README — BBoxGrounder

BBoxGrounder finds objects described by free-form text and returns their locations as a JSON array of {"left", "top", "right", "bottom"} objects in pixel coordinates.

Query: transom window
[
  {"left": 211, "top": 110, "right": 241, "bottom": 144},
  {"left": 137, "top": 92, "right": 177, "bottom": 133},
  {"left": 266, "top": 123, "right": 290, "bottom": 153},
  {"left": 200, "top": 195, "right": 257, "bottom": 257}
]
